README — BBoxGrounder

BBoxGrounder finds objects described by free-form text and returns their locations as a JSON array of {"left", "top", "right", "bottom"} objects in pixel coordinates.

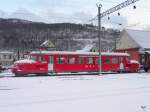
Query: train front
[
  {"left": 11, "top": 59, "right": 36, "bottom": 76},
  {"left": 11, "top": 56, "right": 48, "bottom": 76}
]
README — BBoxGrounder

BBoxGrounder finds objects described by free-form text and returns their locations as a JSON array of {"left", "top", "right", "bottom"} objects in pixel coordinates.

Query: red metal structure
[{"left": 11, "top": 51, "right": 140, "bottom": 76}]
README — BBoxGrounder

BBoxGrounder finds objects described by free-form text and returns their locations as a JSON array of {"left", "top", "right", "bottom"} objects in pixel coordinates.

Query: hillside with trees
[{"left": 0, "top": 18, "right": 120, "bottom": 53}]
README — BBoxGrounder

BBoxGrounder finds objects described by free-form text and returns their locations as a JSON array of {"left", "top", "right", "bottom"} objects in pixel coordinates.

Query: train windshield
[
  {"left": 29, "top": 55, "right": 45, "bottom": 62},
  {"left": 29, "top": 55, "right": 37, "bottom": 61}
]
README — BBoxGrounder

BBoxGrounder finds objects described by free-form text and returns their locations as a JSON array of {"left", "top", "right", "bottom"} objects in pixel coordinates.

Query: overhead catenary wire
[
  {"left": 88, "top": 0, "right": 150, "bottom": 27},
  {"left": 99, "top": 0, "right": 150, "bottom": 11}
]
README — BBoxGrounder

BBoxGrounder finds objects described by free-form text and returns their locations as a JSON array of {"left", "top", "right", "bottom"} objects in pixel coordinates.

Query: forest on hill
[{"left": 0, "top": 18, "right": 120, "bottom": 52}]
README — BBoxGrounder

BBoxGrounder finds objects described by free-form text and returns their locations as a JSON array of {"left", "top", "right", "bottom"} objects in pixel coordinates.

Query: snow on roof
[
  {"left": 40, "top": 40, "right": 55, "bottom": 47},
  {"left": 31, "top": 51, "right": 129, "bottom": 56},
  {"left": 14, "top": 59, "right": 36, "bottom": 64},
  {"left": 76, "top": 44, "right": 95, "bottom": 52},
  {"left": 130, "top": 60, "right": 139, "bottom": 64},
  {"left": 139, "top": 50, "right": 150, "bottom": 54},
  {"left": 0, "top": 51, "right": 14, "bottom": 54},
  {"left": 126, "top": 29, "right": 150, "bottom": 48}
]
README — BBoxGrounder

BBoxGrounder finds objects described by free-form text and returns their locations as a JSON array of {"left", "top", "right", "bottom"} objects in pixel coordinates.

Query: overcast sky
[{"left": 0, "top": 0, "right": 150, "bottom": 29}]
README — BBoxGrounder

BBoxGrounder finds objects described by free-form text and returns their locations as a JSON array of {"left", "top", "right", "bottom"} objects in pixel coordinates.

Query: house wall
[
  {"left": 0, "top": 53, "right": 14, "bottom": 66},
  {"left": 116, "top": 48, "right": 140, "bottom": 61},
  {"left": 116, "top": 30, "right": 140, "bottom": 50}
]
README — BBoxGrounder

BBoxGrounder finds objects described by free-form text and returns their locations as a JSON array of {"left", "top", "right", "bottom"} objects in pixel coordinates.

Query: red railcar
[
  {"left": 140, "top": 51, "right": 150, "bottom": 72},
  {"left": 11, "top": 51, "right": 140, "bottom": 76}
]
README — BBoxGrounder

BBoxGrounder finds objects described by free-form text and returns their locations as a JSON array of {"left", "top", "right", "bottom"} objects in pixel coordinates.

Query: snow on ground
[{"left": 0, "top": 72, "right": 150, "bottom": 112}]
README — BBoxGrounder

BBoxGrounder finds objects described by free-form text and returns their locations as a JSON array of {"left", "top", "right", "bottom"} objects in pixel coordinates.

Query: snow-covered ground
[{"left": 0, "top": 71, "right": 150, "bottom": 112}]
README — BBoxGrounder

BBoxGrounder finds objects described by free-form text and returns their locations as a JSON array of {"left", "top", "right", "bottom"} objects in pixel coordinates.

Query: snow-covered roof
[
  {"left": 31, "top": 51, "right": 129, "bottom": 56},
  {"left": 126, "top": 29, "right": 150, "bottom": 48},
  {"left": 0, "top": 51, "right": 14, "bottom": 54},
  {"left": 40, "top": 40, "right": 55, "bottom": 48},
  {"left": 76, "top": 44, "right": 95, "bottom": 52},
  {"left": 139, "top": 50, "right": 150, "bottom": 54},
  {"left": 14, "top": 59, "right": 36, "bottom": 64},
  {"left": 130, "top": 60, "right": 139, "bottom": 64}
]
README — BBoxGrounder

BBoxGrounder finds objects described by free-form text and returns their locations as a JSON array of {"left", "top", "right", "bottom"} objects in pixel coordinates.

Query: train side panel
[
  {"left": 11, "top": 51, "right": 140, "bottom": 76},
  {"left": 53, "top": 54, "right": 131, "bottom": 73}
]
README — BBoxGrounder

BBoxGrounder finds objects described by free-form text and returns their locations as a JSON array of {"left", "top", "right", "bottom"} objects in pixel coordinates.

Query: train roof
[{"left": 31, "top": 51, "right": 129, "bottom": 56}]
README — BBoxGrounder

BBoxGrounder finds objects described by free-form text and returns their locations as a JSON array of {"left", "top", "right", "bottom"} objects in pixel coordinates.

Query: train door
[
  {"left": 103, "top": 56, "right": 111, "bottom": 72},
  {"left": 119, "top": 56, "right": 124, "bottom": 72},
  {"left": 48, "top": 56, "right": 54, "bottom": 72},
  {"left": 111, "top": 56, "right": 119, "bottom": 72}
]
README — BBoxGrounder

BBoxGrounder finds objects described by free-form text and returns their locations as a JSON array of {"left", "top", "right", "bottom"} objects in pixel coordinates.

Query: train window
[
  {"left": 48, "top": 56, "right": 54, "bottom": 64},
  {"left": 104, "top": 58, "right": 110, "bottom": 64},
  {"left": 78, "top": 57, "right": 84, "bottom": 64},
  {"left": 30, "top": 55, "right": 37, "bottom": 61},
  {"left": 38, "top": 56, "right": 42, "bottom": 61},
  {"left": 67, "top": 57, "right": 75, "bottom": 64},
  {"left": 56, "top": 56, "right": 64, "bottom": 64},
  {"left": 120, "top": 57, "right": 123, "bottom": 63},
  {"left": 87, "top": 57, "right": 93, "bottom": 64},
  {"left": 112, "top": 58, "right": 118, "bottom": 64},
  {"left": 38, "top": 56, "right": 45, "bottom": 62},
  {"left": 96, "top": 58, "right": 99, "bottom": 64},
  {"left": 56, "top": 58, "right": 59, "bottom": 64}
]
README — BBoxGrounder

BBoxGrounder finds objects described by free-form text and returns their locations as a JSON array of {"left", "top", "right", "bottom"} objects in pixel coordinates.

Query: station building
[{"left": 116, "top": 29, "right": 150, "bottom": 62}]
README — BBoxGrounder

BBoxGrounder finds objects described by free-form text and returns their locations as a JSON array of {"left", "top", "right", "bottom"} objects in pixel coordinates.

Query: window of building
[
  {"left": 2, "top": 54, "right": 12, "bottom": 60},
  {"left": 3, "top": 55, "right": 7, "bottom": 59},
  {"left": 9, "top": 55, "right": 12, "bottom": 60}
]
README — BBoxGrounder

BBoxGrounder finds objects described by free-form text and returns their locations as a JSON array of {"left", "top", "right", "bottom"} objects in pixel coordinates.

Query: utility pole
[
  {"left": 97, "top": 4, "right": 102, "bottom": 75},
  {"left": 96, "top": 0, "right": 139, "bottom": 75}
]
